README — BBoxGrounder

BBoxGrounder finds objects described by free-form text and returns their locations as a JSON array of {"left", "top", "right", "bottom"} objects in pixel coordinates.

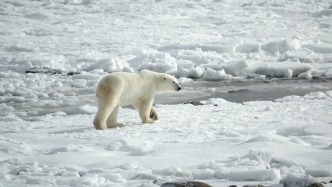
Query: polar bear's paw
[
  {"left": 93, "top": 120, "right": 105, "bottom": 130},
  {"left": 149, "top": 108, "right": 158, "bottom": 121},
  {"left": 107, "top": 123, "right": 124, "bottom": 129}
]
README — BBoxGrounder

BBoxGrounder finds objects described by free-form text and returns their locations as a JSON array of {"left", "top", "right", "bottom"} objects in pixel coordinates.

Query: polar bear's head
[{"left": 158, "top": 74, "right": 181, "bottom": 92}]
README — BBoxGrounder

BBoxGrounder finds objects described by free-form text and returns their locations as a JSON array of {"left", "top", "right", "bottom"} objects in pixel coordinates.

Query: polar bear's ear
[{"left": 162, "top": 76, "right": 167, "bottom": 82}]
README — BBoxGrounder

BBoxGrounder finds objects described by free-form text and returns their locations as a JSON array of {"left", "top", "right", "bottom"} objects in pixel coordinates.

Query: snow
[
  {"left": 2, "top": 0, "right": 332, "bottom": 79},
  {"left": 1, "top": 92, "right": 332, "bottom": 186},
  {"left": 1, "top": 0, "right": 332, "bottom": 186}
]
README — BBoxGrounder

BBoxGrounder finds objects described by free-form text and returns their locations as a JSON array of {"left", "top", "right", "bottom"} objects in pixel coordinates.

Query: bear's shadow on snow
[
  {"left": 49, "top": 127, "right": 91, "bottom": 134},
  {"left": 48, "top": 123, "right": 149, "bottom": 135}
]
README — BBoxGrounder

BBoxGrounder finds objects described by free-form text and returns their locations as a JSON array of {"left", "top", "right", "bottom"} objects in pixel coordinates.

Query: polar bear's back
[{"left": 96, "top": 71, "right": 156, "bottom": 106}]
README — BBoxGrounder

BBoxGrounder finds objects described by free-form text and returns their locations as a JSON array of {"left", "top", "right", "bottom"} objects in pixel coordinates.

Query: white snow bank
[
  {"left": 236, "top": 42, "right": 261, "bottom": 53},
  {"left": 47, "top": 145, "right": 94, "bottom": 155},
  {"left": 297, "top": 71, "right": 313, "bottom": 80},
  {"left": 215, "top": 169, "right": 280, "bottom": 181},
  {"left": 158, "top": 43, "right": 237, "bottom": 54},
  {"left": 84, "top": 58, "right": 129, "bottom": 72},
  {"left": 202, "top": 68, "right": 233, "bottom": 81},
  {"left": 192, "top": 150, "right": 283, "bottom": 181},
  {"left": 305, "top": 168, "right": 332, "bottom": 177},
  {"left": 129, "top": 51, "right": 178, "bottom": 73},
  {"left": 262, "top": 38, "right": 301, "bottom": 55},
  {"left": 188, "top": 67, "right": 205, "bottom": 79},
  {"left": 107, "top": 139, "right": 155, "bottom": 156},
  {"left": 124, "top": 44, "right": 328, "bottom": 79},
  {"left": 280, "top": 50, "right": 323, "bottom": 63},
  {"left": 251, "top": 62, "right": 312, "bottom": 78},
  {"left": 306, "top": 43, "right": 332, "bottom": 54}
]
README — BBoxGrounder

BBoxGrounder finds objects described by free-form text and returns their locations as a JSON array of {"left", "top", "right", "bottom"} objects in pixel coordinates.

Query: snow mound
[
  {"left": 188, "top": 67, "right": 205, "bottom": 79},
  {"left": 84, "top": 58, "right": 129, "bottom": 72},
  {"left": 280, "top": 50, "right": 323, "bottom": 63},
  {"left": 25, "top": 13, "right": 49, "bottom": 20},
  {"left": 297, "top": 71, "right": 313, "bottom": 80},
  {"left": 129, "top": 51, "right": 178, "bottom": 73},
  {"left": 276, "top": 127, "right": 306, "bottom": 137},
  {"left": 236, "top": 42, "right": 261, "bottom": 53},
  {"left": 306, "top": 43, "right": 332, "bottom": 54},
  {"left": 202, "top": 68, "right": 233, "bottom": 81},
  {"left": 280, "top": 173, "right": 322, "bottom": 187},
  {"left": 46, "top": 145, "right": 94, "bottom": 155},
  {"left": 262, "top": 38, "right": 301, "bottom": 55},
  {"left": 158, "top": 43, "right": 236, "bottom": 53},
  {"left": 76, "top": 105, "right": 96, "bottom": 115},
  {"left": 305, "top": 168, "right": 332, "bottom": 177},
  {"left": 107, "top": 139, "right": 155, "bottom": 156},
  {"left": 253, "top": 62, "right": 311, "bottom": 78}
]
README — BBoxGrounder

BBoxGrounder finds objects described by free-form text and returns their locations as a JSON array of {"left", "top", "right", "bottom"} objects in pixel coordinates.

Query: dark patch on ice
[
  {"left": 184, "top": 101, "right": 204, "bottom": 106},
  {"left": 67, "top": 71, "right": 81, "bottom": 76},
  {"left": 149, "top": 109, "right": 158, "bottom": 121},
  {"left": 308, "top": 183, "right": 324, "bottom": 187},
  {"left": 25, "top": 67, "right": 80, "bottom": 76},
  {"left": 26, "top": 67, "right": 62, "bottom": 75},
  {"left": 16, "top": 169, "right": 28, "bottom": 175},
  {"left": 160, "top": 181, "right": 212, "bottom": 187},
  {"left": 25, "top": 13, "right": 48, "bottom": 20},
  {"left": 6, "top": 45, "right": 35, "bottom": 52},
  {"left": 313, "top": 9, "right": 332, "bottom": 17},
  {"left": 228, "top": 89, "right": 248, "bottom": 93}
]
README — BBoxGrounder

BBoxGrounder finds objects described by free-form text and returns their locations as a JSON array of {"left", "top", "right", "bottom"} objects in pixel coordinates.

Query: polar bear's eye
[{"left": 172, "top": 81, "right": 175, "bottom": 84}]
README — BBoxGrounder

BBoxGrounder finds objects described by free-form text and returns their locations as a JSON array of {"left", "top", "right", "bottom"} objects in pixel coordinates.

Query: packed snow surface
[
  {"left": 1, "top": 0, "right": 332, "bottom": 186},
  {"left": 1, "top": 92, "right": 332, "bottom": 186},
  {"left": 1, "top": 0, "right": 332, "bottom": 79}
]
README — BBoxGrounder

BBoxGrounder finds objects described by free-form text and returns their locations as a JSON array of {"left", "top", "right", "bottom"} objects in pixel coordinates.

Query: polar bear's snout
[
  {"left": 172, "top": 81, "right": 181, "bottom": 91},
  {"left": 177, "top": 85, "right": 181, "bottom": 91}
]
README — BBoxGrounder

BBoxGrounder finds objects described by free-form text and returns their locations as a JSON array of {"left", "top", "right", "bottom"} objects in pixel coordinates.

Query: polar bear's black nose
[{"left": 177, "top": 87, "right": 181, "bottom": 91}]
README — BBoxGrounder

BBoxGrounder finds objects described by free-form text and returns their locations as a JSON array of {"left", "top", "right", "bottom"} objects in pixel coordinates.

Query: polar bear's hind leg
[
  {"left": 93, "top": 103, "right": 116, "bottom": 130},
  {"left": 106, "top": 106, "right": 123, "bottom": 128},
  {"left": 93, "top": 93, "right": 118, "bottom": 130}
]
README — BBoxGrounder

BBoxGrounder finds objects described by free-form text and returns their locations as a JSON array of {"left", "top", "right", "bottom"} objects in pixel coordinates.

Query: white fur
[{"left": 93, "top": 69, "right": 181, "bottom": 130}]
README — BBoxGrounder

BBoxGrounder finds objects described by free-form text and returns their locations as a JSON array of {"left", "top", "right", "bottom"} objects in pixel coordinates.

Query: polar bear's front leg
[
  {"left": 106, "top": 106, "right": 123, "bottom": 128},
  {"left": 134, "top": 100, "right": 155, "bottom": 124}
]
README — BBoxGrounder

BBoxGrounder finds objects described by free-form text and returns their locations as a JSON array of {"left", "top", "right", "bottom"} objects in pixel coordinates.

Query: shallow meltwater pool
[{"left": 155, "top": 78, "right": 332, "bottom": 104}]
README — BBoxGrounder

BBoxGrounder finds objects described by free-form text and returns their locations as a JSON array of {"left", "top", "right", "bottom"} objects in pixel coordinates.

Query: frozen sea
[{"left": 1, "top": 0, "right": 332, "bottom": 186}]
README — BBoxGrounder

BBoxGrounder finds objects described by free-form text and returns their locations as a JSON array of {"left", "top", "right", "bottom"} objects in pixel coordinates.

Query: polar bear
[{"left": 93, "top": 69, "right": 181, "bottom": 130}]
